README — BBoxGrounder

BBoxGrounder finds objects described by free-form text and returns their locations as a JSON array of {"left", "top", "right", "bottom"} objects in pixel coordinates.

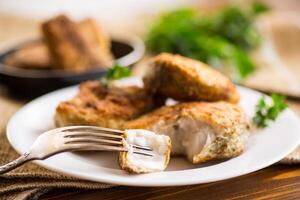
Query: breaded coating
[
  {"left": 126, "top": 101, "right": 249, "bottom": 164},
  {"left": 55, "top": 81, "right": 159, "bottom": 129},
  {"left": 144, "top": 53, "right": 239, "bottom": 103},
  {"left": 41, "top": 15, "right": 112, "bottom": 72},
  {"left": 78, "top": 18, "right": 113, "bottom": 64},
  {"left": 4, "top": 42, "right": 50, "bottom": 69}
]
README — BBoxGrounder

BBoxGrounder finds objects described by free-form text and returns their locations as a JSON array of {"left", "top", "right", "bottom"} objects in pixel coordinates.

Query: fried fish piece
[
  {"left": 4, "top": 42, "right": 50, "bottom": 69},
  {"left": 78, "top": 18, "right": 113, "bottom": 65},
  {"left": 144, "top": 53, "right": 240, "bottom": 103},
  {"left": 55, "top": 81, "right": 159, "bottom": 129},
  {"left": 41, "top": 15, "right": 112, "bottom": 72},
  {"left": 126, "top": 101, "right": 249, "bottom": 164},
  {"left": 119, "top": 129, "right": 171, "bottom": 173}
]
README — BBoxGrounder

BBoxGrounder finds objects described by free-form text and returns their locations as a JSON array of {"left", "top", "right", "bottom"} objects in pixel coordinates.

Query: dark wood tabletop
[{"left": 40, "top": 164, "right": 300, "bottom": 200}]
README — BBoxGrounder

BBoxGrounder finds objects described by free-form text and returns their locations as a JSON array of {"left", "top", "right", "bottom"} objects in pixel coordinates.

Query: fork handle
[{"left": 0, "top": 152, "right": 32, "bottom": 174}]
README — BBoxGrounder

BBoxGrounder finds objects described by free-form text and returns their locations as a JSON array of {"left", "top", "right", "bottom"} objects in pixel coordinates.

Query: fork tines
[
  {"left": 61, "top": 125, "right": 124, "bottom": 135},
  {"left": 61, "top": 126, "right": 154, "bottom": 156}
]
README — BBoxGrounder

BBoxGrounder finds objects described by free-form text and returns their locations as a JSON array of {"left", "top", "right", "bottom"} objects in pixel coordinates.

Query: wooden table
[{"left": 40, "top": 165, "right": 300, "bottom": 200}]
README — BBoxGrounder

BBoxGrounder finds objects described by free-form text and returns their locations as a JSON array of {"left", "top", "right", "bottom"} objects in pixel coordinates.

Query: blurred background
[
  {"left": 0, "top": 0, "right": 300, "bottom": 100},
  {"left": 1, "top": 0, "right": 300, "bottom": 38}
]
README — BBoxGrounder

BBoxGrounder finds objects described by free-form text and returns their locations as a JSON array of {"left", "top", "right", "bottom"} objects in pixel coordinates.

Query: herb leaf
[
  {"left": 146, "top": 3, "right": 269, "bottom": 81},
  {"left": 251, "top": 1, "right": 270, "bottom": 15},
  {"left": 102, "top": 64, "right": 131, "bottom": 85},
  {"left": 253, "top": 94, "right": 287, "bottom": 128}
]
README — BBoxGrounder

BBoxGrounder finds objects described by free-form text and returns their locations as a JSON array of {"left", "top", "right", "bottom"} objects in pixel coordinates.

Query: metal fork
[{"left": 0, "top": 126, "right": 153, "bottom": 174}]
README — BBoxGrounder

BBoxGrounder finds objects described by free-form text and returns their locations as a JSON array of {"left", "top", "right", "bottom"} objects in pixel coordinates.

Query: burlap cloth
[{"left": 1, "top": 10, "right": 300, "bottom": 199}]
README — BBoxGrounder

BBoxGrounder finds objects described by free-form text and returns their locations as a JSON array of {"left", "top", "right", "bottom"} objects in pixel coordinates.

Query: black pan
[{"left": 0, "top": 37, "right": 145, "bottom": 98}]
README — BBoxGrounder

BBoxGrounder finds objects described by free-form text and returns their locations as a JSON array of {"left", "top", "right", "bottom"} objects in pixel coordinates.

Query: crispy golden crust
[
  {"left": 126, "top": 101, "right": 249, "bottom": 164},
  {"left": 78, "top": 18, "right": 113, "bottom": 65},
  {"left": 119, "top": 131, "right": 171, "bottom": 173},
  {"left": 144, "top": 53, "right": 239, "bottom": 103},
  {"left": 126, "top": 102, "right": 247, "bottom": 134},
  {"left": 55, "top": 81, "right": 158, "bottom": 129},
  {"left": 41, "top": 15, "right": 112, "bottom": 72},
  {"left": 4, "top": 42, "right": 50, "bottom": 69}
]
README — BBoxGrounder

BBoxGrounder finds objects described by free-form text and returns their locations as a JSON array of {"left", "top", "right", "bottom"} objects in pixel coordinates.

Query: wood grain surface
[{"left": 40, "top": 165, "right": 300, "bottom": 200}]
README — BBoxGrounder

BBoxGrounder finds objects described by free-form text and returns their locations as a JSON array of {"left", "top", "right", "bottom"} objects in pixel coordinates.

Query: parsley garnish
[
  {"left": 252, "top": 1, "right": 270, "bottom": 15},
  {"left": 146, "top": 2, "right": 269, "bottom": 81},
  {"left": 102, "top": 64, "right": 131, "bottom": 86},
  {"left": 253, "top": 94, "right": 287, "bottom": 128}
]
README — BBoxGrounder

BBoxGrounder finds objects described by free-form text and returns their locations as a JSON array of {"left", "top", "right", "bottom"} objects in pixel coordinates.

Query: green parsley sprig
[
  {"left": 253, "top": 94, "right": 287, "bottom": 128},
  {"left": 252, "top": 1, "right": 270, "bottom": 15},
  {"left": 102, "top": 64, "right": 131, "bottom": 86},
  {"left": 146, "top": 2, "right": 269, "bottom": 81}
]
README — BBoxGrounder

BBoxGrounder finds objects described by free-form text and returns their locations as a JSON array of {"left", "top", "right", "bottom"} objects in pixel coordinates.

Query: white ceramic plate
[{"left": 6, "top": 85, "right": 300, "bottom": 186}]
